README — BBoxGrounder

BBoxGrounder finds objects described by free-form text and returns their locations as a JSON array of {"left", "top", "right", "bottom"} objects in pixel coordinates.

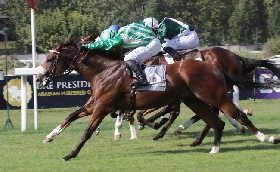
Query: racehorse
[
  {"left": 137, "top": 47, "right": 280, "bottom": 143},
  {"left": 36, "top": 38, "right": 280, "bottom": 161},
  {"left": 80, "top": 34, "right": 246, "bottom": 140}
]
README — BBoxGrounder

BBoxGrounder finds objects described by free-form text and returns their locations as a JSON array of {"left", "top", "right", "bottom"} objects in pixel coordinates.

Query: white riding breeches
[
  {"left": 124, "top": 38, "right": 161, "bottom": 64},
  {"left": 162, "top": 31, "right": 199, "bottom": 50}
]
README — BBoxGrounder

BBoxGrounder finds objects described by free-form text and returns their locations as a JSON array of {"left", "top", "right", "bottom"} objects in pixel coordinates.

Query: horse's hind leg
[
  {"left": 189, "top": 107, "right": 244, "bottom": 147},
  {"left": 183, "top": 97, "right": 225, "bottom": 153},
  {"left": 152, "top": 101, "right": 181, "bottom": 140},
  {"left": 189, "top": 108, "right": 219, "bottom": 147},
  {"left": 220, "top": 101, "right": 280, "bottom": 144}
]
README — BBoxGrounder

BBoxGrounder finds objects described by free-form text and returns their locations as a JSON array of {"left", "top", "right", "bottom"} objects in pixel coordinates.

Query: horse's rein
[{"left": 46, "top": 48, "right": 83, "bottom": 79}]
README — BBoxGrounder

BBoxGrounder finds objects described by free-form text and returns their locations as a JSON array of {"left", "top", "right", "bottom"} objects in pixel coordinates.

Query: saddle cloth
[{"left": 136, "top": 65, "right": 166, "bottom": 91}]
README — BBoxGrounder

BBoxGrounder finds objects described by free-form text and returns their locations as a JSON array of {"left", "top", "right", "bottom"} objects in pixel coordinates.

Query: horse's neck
[{"left": 76, "top": 53, "right": 125, "bottom": 76}]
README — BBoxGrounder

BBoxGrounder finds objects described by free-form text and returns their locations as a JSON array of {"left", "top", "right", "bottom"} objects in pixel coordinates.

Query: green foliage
[
  {"left": 1, "top": 0, "right": 279, "bottom": 52},
  {"left": 0, "top": 55, "right": 25, "bottom": 75},
  {"left": 229, "top": 0, "right": 266, "bottom": 45},
  {"left": 263, "top": 37, "right": 280, "bottom": 57},
  {"left": 267, "top": 1, "right": 280, "bottom": 38},
  {"left": 194, "top": 0, "right": 235, "bottom": 45}
]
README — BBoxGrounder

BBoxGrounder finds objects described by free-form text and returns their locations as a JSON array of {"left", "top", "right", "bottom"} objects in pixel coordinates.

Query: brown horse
[
  {"left": 79, "top": 34, "right": 238, "bottom": 141},
  {"left": 36, "top": 39, "right": 280, "bottom": 161},
  {"left": 138, "top": 47, "right": 280, "bottom": 142}
]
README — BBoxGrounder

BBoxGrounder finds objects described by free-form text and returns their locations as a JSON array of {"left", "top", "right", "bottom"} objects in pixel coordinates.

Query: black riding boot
[
  {"left": 163, "top": 47, "right": 184, "bottom": 61},
  {"left": 125, "top": 60, "right": 149, "bottom": 86}
]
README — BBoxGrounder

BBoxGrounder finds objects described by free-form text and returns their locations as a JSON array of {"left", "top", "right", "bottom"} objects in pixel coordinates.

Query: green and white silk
[{"left": 85, "top": 22, "right": 157, "bottom": 50}]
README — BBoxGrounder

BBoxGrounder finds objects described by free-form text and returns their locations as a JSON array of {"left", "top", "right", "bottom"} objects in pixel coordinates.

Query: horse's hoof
[
  {"left": 114, "top": 134, "right": 121, "bottom": 141},
  {"left": 43, "top": 137, "right": 53, "bottom": 143},
  {"left": 130, "top": 137, "right": 137, "bottom": 140},
  {"left": 152, "top": 137, "right": 159, "bottom": 141},
  {"left": 244, "top": 109, "right": 252, "bottom": 116},
  {"left": 137, "top": 124, "right": 145, "bottom": 130},
  {"left": 269, "top": 136, "right": 280, "bottom": 144},
  {"left": 189, "top": 141, "right": 201, "bottom": 147},
  {"left": 95, "top": 129, "right": 100, "bottom": 136},
  {"left": 173, "top": 130, "right": 182, "bottom": 136},
  {"left": 240, "top": 126, "right": 245, "bottom": 134},
  {"left": 62, "top": 156, "right": 70, "bottom": 161},
  {"left": 110, "top": 112, "right": 118, "bottom": 118}
]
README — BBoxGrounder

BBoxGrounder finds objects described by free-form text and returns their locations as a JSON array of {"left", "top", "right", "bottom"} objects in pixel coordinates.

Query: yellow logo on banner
[{"left": 2, "top": 78, "right": 33, "bottom": 107}]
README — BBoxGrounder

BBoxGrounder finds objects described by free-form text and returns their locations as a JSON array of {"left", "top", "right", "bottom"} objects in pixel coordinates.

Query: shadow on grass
[
  {"left": 169, "top": 128, "right": 280, "bottom": 140},
  {"left": 149, "top": 143, "right": 280, "bottom": 155},
  {"left": 144, "top": 128, "right": 280, "bottom": 154}
]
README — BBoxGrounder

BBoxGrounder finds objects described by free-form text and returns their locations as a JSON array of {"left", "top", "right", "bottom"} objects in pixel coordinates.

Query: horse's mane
[
  {"left": 63, "top": 38, "right": 81, "bottom": 48},
  {"left": 59, "top": 35, "right": 124, "bottom": 60},
  {"left": 88, "top": 49, "right": 124, "bottom": 60}
]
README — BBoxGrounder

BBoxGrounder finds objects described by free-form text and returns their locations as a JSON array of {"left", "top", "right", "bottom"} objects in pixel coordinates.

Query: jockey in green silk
[
  {"left": 157, "top": 17, "right": 199, "bottom": 62},
  {"left": 83, "top": 18, "right": 161, "bottom": 87}
]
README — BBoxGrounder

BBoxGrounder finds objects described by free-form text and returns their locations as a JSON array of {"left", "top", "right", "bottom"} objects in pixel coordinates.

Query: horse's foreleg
[
  {"left": 137, "top": 108, "right": 157, "bottom": 130},
  {"left": 63, "top": 110, "right": 107, "bottom": 161},
  {"left": 128, "top": 117, "right": 137, "bottom": 140},
  {"left": 114, "top": 112, "right": 123, "bottom": 141},
  {"left": 153, "top": 101, "right": 181, "bottom": 140},
  {"left": 43, "top": 106, "right": 92, "bottom": 143},
  {"left": 173, "top": 115, "right": 201, "bottom": 136},
  {"left": 146, "top": 104, "right": 174, "bottom": 122},
  {"left": 44, "top": 97, "right": 95, "bottom": 143}
]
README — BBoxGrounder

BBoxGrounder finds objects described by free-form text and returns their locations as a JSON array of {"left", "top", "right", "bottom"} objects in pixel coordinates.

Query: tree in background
[
  {"left": 1, "top": 0, "right": 279, "bottom": 54},
  {"left": 228, "top": 0, "right": 267, "bottom": 45},
  {"left": 194, "top": 0, "right": 235, "bottom": 46},
  {"left": 267, "top": 1, "right": 280, "bottom": 38}
]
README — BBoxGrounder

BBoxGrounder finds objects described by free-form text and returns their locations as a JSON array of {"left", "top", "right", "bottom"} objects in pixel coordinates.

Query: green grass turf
[{"left": 0, "top": 99, "right": 279, "bottom": 172}]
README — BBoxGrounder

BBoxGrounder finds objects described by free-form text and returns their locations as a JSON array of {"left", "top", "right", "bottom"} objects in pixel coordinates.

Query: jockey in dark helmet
[
  {"left": 82, "top": 18, "right": 161, "bottom": 87},
  {"left": 95, "top": 24, "right": 121, "bottom": 41},
  {"left": 108, "top": 24, "right": 121, "bottom": 32}
]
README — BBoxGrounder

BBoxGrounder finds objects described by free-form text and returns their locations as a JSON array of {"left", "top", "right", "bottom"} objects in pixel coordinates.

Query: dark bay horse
[
  {"left": 138, "top": 47, "right": 280, "bottom": 143},
  {"left": 36, "top": 40, "right": 280, "bottom": 161}
]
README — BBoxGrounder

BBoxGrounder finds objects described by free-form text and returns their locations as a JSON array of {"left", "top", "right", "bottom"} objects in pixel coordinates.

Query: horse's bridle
[{"left": 42, "top": 48, "right": 82, "bottom": 84}]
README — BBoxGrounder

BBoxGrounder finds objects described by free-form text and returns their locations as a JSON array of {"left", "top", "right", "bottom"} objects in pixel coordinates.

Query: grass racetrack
[{"left": 0, "top": 99, "right": 280, "bottom": 172}]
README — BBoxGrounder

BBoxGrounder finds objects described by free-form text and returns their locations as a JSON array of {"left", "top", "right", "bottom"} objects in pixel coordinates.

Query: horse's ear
[{"left": 56, "top": 43, "right": 63, "bottom": 51}]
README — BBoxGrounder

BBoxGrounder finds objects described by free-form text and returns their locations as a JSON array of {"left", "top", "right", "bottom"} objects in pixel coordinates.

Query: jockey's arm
[{"left": 85, "top": 35, "right": 124, "bottom": 50}]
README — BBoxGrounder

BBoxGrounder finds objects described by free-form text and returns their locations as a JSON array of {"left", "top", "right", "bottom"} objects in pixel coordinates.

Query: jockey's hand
[{"left": 78, "top": 44, "right": 87, "bottom": 51}]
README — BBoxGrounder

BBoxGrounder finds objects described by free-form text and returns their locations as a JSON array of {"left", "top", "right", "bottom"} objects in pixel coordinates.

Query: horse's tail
[
  {"left": 221, "top": 69, "right": 280, "bottom": 90},
  {"left": 239, "top": 57, "right": 280, "bottom": 78},
  {"left": 262, "top": 59, "right": 280, "bottom": 78}
]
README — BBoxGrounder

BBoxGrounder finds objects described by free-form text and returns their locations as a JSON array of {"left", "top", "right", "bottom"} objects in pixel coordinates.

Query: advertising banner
[
  {"left": 255, "top": 68, "right": 280, "bottom": 99},
  {"left": 0, "top": 74, "right": 91, "bottom": 110}
]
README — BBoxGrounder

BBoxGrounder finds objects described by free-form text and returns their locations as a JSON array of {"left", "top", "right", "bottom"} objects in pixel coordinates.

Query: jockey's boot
[
  {"left": 125, "top": 60, "right": 149, "bottom": 87},
  {"left": 163, "top": 47, "right": 184, "bottom": 61}
]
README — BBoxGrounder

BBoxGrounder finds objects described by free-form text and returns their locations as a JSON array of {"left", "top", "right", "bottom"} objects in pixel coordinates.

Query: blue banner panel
[
  {"left": 255, "top": 68, "right": 280, "bottom": 99},
  {"left": 0, "top": 74, "right": 91, "bottom": 110}
]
